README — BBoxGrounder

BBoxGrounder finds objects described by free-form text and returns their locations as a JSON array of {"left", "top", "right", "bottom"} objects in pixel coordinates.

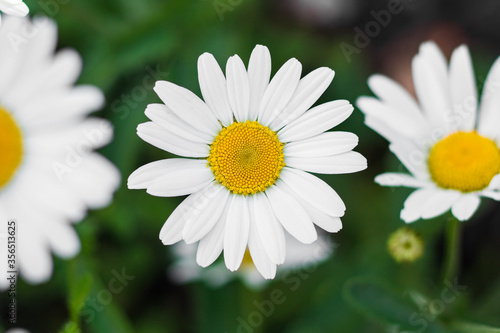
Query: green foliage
[{"left": 449, "top": 321, "right": 500, "bottom": 333}]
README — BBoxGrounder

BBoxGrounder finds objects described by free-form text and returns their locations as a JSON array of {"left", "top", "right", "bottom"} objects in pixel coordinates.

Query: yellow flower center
[
  {"left": 428, "top": 131, "right": 500, "bottom": 192},
  {"left": 208, "top": 121, "right": 285, "bottom": 195},
  {"left": 0, "top": 106, "right": 23, "bottom": 190},
  {"left": 240, "top": 249, "right": 254, "bottom": 269}
]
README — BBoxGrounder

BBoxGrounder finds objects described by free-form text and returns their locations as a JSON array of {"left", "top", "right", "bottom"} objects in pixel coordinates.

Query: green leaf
[
  {"left": 449, "top": 321, "right": 500, "bottom": 333},
  {"left": 59, "top": 321, "right": 81, "bottom": 333},
  {"left": 343, "top": 277, "right": 442, "bottom": 332},
  {"left": 67, "top": 262, "right": 94, "bottom": 323}
]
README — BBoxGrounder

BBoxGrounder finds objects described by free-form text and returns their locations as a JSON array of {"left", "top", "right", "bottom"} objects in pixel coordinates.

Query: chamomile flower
[
  {"left": 128, "top": 44, "right": 366, "bottom": 279},
  {"left": 357, "top": 41, "right": 500, "bottom": 222},
  {"left": 169, "top": 232, "right": 333, "bottom": 289},
  {"left": 0, "top": 0, "right": 28, "bottom": 24},
  {"left": 0, "top": 16, "right": 120, "bottom": 287}
]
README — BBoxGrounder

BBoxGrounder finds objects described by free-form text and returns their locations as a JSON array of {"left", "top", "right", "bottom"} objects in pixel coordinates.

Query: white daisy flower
[
  {"left": 0, "top": 16, "right": 120, "bottom": 287},
  {"left": 0, "top": 0, "right": 28, "bottom": 24},
  {"left": 169, "top": 232, "right": 334, "bottom": 289},
  {"left": 357, "top": 41, "right": 500, "bottom": 223},
  {"left": 128, "top": 44, "right": 366, "bottom": 279}
]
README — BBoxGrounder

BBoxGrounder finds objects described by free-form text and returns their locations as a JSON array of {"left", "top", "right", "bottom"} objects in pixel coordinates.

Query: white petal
[
  {"left": 0, "top": 17, "right": 27, "bottom": 93},
  {"left": 226, "top": 54, "right": 250, "bottom": 122},
  {"left": 266, "top": 185, "right": 317, "bottom": 244},
  {"left": 18, "top": 86, "right": 104, "bottom": 128},
  {"left": 448, "top": 45, "right": 477, "bottom": 132},
  {"left": 278, "top": 180, "right": 342, "bottom": 233},
  {"left": 248, "top": 45, "right": 271, "bottom": 121},
  {"left": 2, "top": 17, "right": 56, "bottom": 102},
  {"left": 223, "top": 195, "right": 250, "bottom": 271},
  {"left": 284, "top": 131, "right": 358, "bottom": 157},
  {"left": 145, "top": 103, "right": 212, "bottom": 143},
  {"left": 252, "top": 193, "right": 286, "bottom": 265},
  {"left": 197, "top": 53, "right": 233, "bottom": 126},
  {"left": 128, "top": 159, "right": 183, "bottom": 189},
  {"left": 367, "top": 74, "right": 422, "bottom": 119},
  {"left": 363, "top": 115, "right": 402, "bottom": 144},
  {"left": 401, "top": 188, "right": 460, "bottom": 222},
  {"left": 400, "top": 188, "right": 435, "bottom": 223},
  {"left": 375, "top": 173, "right": 429, "bottom": 188},
  {"left": 61, "top": 154, "right": 120, "bottom": 210},
  {"left": 196, "top": 200, "right": 230, "bottom": 267},
  {"left": 420, "top": 190, "right": 461, "bottom": 220},
  {"left": 248, "top": 211, "right": 277, "bottom": 279},
  {"left": 278, "top": 100, "right": 353, "bottom": 142},
  {"left": 45, "top": 221, "right": 80, "bottom": 258},
  {"left": 388, "top": 142, "right": 429, "bottom": 179},
  {"left": 154, "top": 80, "right": 221, "bottom": 136},
  {"left": 146, "top": 159, "right": 214, "bottom": 197},
  {"left": 280, "top": 167, "right": 345, "bottom": 217},
  {"left": 357, "top": 96, "right": 429, "bottom": 141},
  {"left": 258, "top": 58, "right": 302, "bottom": 126},
  {"left": 48, "top": 152, "right": 119, "bottom": 211},
  {"left": 137, "top": 122, "right": 210, "bottom": 158},
  {"left": 285, "top": 151, "right": 367, "bottom": 174},
  {"left": 182, "top": 185, "right": 230, "bottom": 243},
  {"left": 487, "top": 174, "right": 500, "bottom": 190},
  {"left": 478, "top": 56, "right": 500, "bottom": 140},
  {"left": 310, "top": 214, "right": 342, "bottom": 233},
  {"left": 26, "top": 117, "right": 113, "bottom": 154},
  {"left": 26, "top": 174, "right": 86, "bottom": 222},
  {"left": 411, "top": 42, "right": 452, "bottom": 132},
  {"left": 282, "top": 232, "right": 333, "bottom": 268},
  {"left": 0, "top": 1, "right": 28, "bottom": 16},
  {"left": 480, "top": 190, "right": 500, "bottom": 200},
  {"left": 451, "top": 194, "right": 481, "bottom": 221},
  {"left": 18, "top": 232, "right": 53, "bottom": 284},
  {"left": 12, "top": 49, "right": 82, "bottom": 107},
  {"left": 270, "top": 67, "right": 334, "bottom": 130},
  {"left": 160, "top": 187, "right": 212, "bottom": 245}
]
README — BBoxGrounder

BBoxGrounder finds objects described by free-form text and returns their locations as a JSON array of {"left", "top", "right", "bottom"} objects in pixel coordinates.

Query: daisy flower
[
  {"left": 128, "top": 44, "right": 366, "bottom": 279},
  {"left": 0, "top": 16, "right": 120, "bottom": 287},
  {"left": 357, "top": 41, "right": 500, "bottom": 222},
  {"left": 169, "top": 232, "right": 333, "bottom": 289},
  {"left": 0, "top": 0, "right": 28, "bottom": 24}
]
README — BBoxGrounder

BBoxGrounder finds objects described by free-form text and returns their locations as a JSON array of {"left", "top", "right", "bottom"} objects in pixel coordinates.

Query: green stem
[{"left": 441, "top": 217, "right": 461, "bottom": 285}]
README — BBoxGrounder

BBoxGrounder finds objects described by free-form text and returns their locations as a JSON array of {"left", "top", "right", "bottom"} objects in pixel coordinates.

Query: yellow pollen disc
[
  {"left": 208, "top": 121, "right": 285, "bottom": 195},
  {"left": 240, "top": 249, "right": 254, "bottom": 269},
  {"left": 0, "top": 106, "right": 23, "bottom": 190},
  {"left": 428, "top": 131, "right": 500, "bottom": 192}
]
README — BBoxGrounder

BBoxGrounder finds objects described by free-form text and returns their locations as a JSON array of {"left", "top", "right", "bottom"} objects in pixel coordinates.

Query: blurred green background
[{"left": 2, "top": 0, "right": 500, "bottom": 332}]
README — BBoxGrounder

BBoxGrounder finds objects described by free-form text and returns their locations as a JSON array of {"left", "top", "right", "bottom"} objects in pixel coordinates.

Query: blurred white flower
[
  {"left": 0, "top": 16, "right": 120, "bottom": 288},
  {"left": 358, "top": 41, "right": 500, "bottom": 222},
  {"left": 129, "top": 44, "right": 366, "bottom": 279},
  {"left": 287, "top": 0, "right": 358, "bottom": 27},
  {"left": 6, "top": 328, "right": 30, "bottom": 333},
  {"left": 169, "top": 232, "right": 334, "bottom": 289},
  {"left": 0, "top": 0, "right": 28, "bottom": 25}
]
